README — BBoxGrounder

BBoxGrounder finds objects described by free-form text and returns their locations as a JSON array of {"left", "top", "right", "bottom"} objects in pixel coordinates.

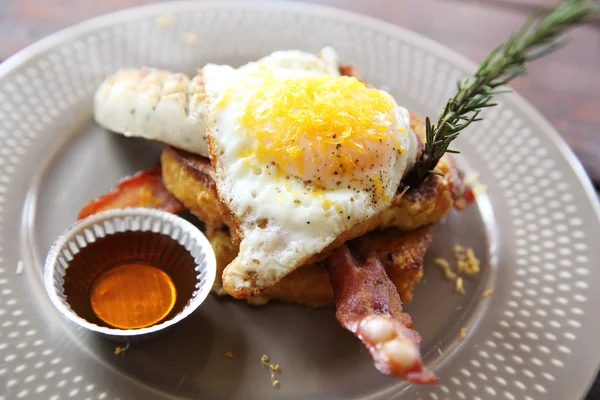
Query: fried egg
[{"left": 203, "top": 49, "right": 418, "bottom": 297}]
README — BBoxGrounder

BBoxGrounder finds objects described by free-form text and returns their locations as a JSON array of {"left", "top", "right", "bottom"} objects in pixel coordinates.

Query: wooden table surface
[{"left": 1, "top": 0, "right": 599, "bottom": 397}]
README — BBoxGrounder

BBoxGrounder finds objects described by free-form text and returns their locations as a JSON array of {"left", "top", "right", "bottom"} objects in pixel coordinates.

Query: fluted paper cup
[{"left": 44, "top": 207, "right": 216, "bottom": 343}]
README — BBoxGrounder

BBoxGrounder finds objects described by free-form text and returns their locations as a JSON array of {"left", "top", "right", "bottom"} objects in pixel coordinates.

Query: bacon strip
[
  {"left": 78, "top": 164, "right": 184, "bottom": 220},
  {"left": 327, "top": 244, "right": 436, "bottom": 384}
]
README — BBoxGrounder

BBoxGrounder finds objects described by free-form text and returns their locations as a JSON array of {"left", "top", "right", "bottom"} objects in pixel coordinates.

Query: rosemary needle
[{"left": 405, "top": 0, "right": 598, "bottom": 187}]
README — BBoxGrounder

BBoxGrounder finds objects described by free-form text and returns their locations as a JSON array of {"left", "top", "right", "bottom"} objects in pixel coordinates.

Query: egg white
[
  {"left": 94, "top": 68, "right": 209, "bottom": 155},
  {"left": 203, "top": 48, "right": 418, "bottom": 295}
]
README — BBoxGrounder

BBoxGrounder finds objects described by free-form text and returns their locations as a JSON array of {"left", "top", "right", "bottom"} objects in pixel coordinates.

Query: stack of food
[
  {"left": 81, "top": 47, "right": 464, "bottom": 383},
  {"left": 78, "top": 0, "right": 594, "bottom": 383}
]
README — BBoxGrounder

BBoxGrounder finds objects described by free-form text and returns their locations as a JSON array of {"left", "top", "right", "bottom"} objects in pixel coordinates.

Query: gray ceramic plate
[{"left": 1, "top": 1, "right": 599, "bottom": 399}]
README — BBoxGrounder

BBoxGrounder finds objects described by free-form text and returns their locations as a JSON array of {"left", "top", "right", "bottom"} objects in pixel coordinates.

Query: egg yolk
[{"left": 240, "top": 76, "right": 404, "bottom": 186}]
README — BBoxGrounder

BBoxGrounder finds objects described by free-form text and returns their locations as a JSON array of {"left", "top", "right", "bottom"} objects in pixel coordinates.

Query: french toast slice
[
  {"left": 161, "top": 111, "right": 463, "bottom": 298},
  {"left": 206, "top": 224, "right": 431, "bottom": 308}
]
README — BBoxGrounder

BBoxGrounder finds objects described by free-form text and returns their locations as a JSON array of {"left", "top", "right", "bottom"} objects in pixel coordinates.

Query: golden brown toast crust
[
  {"left": 205, "top": 225, "right": 430, "bottom": 308},
  {"left": 161, "top": 147, "right": 236, "bottom": 229}
]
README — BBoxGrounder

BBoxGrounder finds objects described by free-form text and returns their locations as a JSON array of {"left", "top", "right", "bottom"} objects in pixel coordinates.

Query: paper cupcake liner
[{"left": 44, "top": 207, "right": 216, "bottom": 343}]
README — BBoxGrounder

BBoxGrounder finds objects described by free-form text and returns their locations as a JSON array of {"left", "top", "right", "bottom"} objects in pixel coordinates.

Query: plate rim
[{"left": 1, "top": 0, "right": 599, "bottom": 398}]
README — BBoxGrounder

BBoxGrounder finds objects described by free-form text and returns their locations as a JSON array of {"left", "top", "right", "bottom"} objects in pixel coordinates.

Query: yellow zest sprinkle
[
  {"left": 464, "top": 248, "right": 480, "bottom": 276},
  {"left": 463, "top": 171, "right": 481, "bottom": 186},
  {"left": 372, "top": 173, "right": 389, "bottom": 202},
  {"left": 454, "top": 245, "right": 480, "bottom": 277},
  {"left": 155, "top": 14, "right": 173, "bottom": 27},
  {"left": 435, "top": 245, "right": 480, "bottom": 294},
  {"left": 390, "top": 132, "right": 406, "bottom": 155},
  {"left": 483, "top": 289, "right": 493, "bottom": 297},
  {"left": 225, "top": 350, "right": 234, "bottom": 359},
  {"left": 183, "top": 33, "right": 198, "bottom": 45},
  {"left": 114, "top": 342, "right": 130, "bottom": 356},
  {"left": 455, "top": 277, "right": 466, "bottom": 294},
  {"left": 240, "top": 76, "right": 396, "bottom": 178},
  {"left": 434, "top": 258, "right": 456, "bottom": 281},
  {"left": 283, "top": 180, "right": 299, "bottom": 197},
  {"left": 454, "top": 245, "right": 466, "bottom": 275},
  {"left": 319, "top": 195, "right": 335, "bottom": 210},
  {"left": 472, "top": 185, "right": 488, "bottom": 197},
  {"left": 460, "top": 328, "right": 467, "bottom": 338},
  {"left": 261, "top": 354, "right": 281, "bottom": 388}
]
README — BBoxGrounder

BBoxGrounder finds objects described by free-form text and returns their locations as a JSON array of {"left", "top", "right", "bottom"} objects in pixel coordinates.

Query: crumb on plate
[
  {"left": 261, "top": 354, "right": 281, "bottom": 388},
  {"left": 114, "top": 342, "right": 130, "bottom": 355},
  {"left": 454, "top": 245, "right": 480, "bottom": 276},
  {"left": 455, "top": 277, "right": 466, "bottom": 295},
  {"left": 156, "top": 14, "right": 174, "bottom": 27},
  {"left": 464, "top": 247, "right": 480, "bottom": 275},
  {"left": 183, "top": 33, "right": 198, "bottom": 45},
  {"left": 460, "top": 327, "right": 467, "bottom": 338},
  {"left": 225, "top": 350, "right": 234, "bottom": 359},
  {"left": 434, "top": 257, "right": 456, "bottom": 280},
  {"left": 434, "top": 245, "right": 481, "bottom": 295},
  {"left": 483, "top": 289, "right": 493, "bottom": 297},
  {"left": 15, "top": 261, "right": 23, "bottom": 275}
]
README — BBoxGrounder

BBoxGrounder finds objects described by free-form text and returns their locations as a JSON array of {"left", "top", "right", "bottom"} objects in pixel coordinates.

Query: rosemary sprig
[{"left": 405, "top": 0, "right": 598, "bottom": 187}]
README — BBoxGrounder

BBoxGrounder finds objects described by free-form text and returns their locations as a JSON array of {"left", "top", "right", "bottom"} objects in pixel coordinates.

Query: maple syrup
[
  {"left": 90, "top": 263, "right": 177, "bottom": 329},
  {"left": 62, "top": 230, "right": 198, "bottom": 330}
]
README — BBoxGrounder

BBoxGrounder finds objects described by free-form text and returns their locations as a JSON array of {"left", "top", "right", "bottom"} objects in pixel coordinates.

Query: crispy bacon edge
[
  {"left": 327, "top": 244, "right": 436, "bottom": 384},
  {"left": 77, "top": 164, "right": 184, "bottom": 220}
]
